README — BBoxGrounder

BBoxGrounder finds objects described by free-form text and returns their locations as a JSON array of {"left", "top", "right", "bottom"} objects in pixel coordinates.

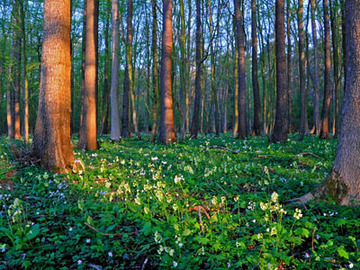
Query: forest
[{"left": 1, "top": 0, "right": 360, "bottom": 269}]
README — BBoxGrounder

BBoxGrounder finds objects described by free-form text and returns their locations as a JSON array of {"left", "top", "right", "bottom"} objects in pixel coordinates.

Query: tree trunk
[
  {"left": 251, "top": 0, "right": 261, "bottom": 136},
  {"left": 158, "top": 0, "right": 176, "bottom": 144},
  {"left": 6, "top": 31, "right": 15, "bottom": 138},
  {"left": 311, "top": 0, "right": 320, "bottom": 136},
  {"left": 298, "top": 0, "right": 308, "bottom": 140},
  {"left": 330, "top": 0, "right": 342, "bottom": 137},
  {"left": 270, "top": 0, "right": 288, "bottom": 143},
  {"left": 110, "top": 0, "right": 121, "bottom": 141},
  {"left": 298, "top": 0, "right": 360, "bottom": 206},
  {"left": 190, "top": 0, "right": 202, "bottom": 139},
  {"left": 150, "top": 0, "right": 159, "bottom": 142},
  {"left": 77, "top": 0, "right": 98, "bottom": 151},
  {"left": 30, "top": 0, "right": 75, "bottom": 173},
  {"left": 286, "top": 0, "right": 293, "bottom": 134},
  {"left": 320, "top": 0, "right": 332, "bottom": 139},
  {"left": 13, "top": 0, "right": 21, "bottom": 140},
  {"left": 101, "top": 2, "right": 111, "bottom": 135},
  {"left": 233, "top": 38, "right": 239, "bottom": 138},
  {"left": 234, "top": 0, "right": 247, "bottom": 139}
]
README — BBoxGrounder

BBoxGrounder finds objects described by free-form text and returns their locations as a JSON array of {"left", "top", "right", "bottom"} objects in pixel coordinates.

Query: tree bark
[
  {"left": 13, "top": 0, "right": 21, "bottom": 140},
  {"left": 190, "top": 0, "right": 202, "bottom": 139},
  {"left": 319, "top": 0, "right": 332, "bottom": 139},
  {"left": 297, "top": 0, "right": 360, "bottom": 206},
  {"left": 286, "top": 0, "right": 293, "bottom": 134},
  {"left": 158, "top": 0, "right": 176, "bottom": 144},
  {"left": 270, "top": 0, "right": 288, "bottom": 143},
  {"left": 234, "top": 0, "right": 247, "bottom": 139},
  {"left": 298, "top": 0, "right": 308, "bottom": 140},
  {"left": 77, "top": 0, "right": 98, "bottom": 151},
  {"left": 251, "top": 0, "right": 261, "bottom": 136},
  {"left": 150, "top": 0, "right": 159, "bottom": 142},
  {"left": 30, "top": 0, "right": 75, "bottom": 173},
  {"left": 110, "top": 0, "right": 121, "bottom": 141},
  {"left": 311, "top": 0, "right": 320, "bottom": 136}
]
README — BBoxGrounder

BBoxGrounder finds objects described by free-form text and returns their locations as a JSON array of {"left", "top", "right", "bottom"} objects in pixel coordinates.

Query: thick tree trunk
[
  {"left": 233, "top": 41, "right": 239, "bottom": 138},
  {"left": 234, "top": 0, "right": 247, "bottom": 139},
  {"left": 150, "top": 0, "right": 159, "bottom": 143},
  {"left": 297, "top": 0, "right": 360, "bottom": 206},
  {"left": 270, "top": 0, "right": 288, "bottom": 143},
  {"left": 110, "top": 0, "right": 121, "bottom": 141},
  {"left": 311, "top": 0, "right": 320, "bottom": 136},
  {"left": 190, "top": 0, "right": 202, "bottom": 139},
  {"left": 158, "top": 0, "right": 176, "bottom": 144},
  {"left": 319, "top": 0, "right": 332, "bottom": 139},
  {"left": 77, "top": 0, "right": 98, "bottom": 151},
  {"left": 30, "top": 0, "right": 75, "bottom": 173},
  {"left": 251, "top": 0, "right": 261, "bottom": 136}
]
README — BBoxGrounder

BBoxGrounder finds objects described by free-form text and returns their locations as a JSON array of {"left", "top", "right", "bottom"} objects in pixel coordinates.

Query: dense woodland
[
  {"left": 1, "top": 0, "right": 360, "bottom": 268},
  {"left": 0, "top": 0, "right": 345, "bottom": 140}
]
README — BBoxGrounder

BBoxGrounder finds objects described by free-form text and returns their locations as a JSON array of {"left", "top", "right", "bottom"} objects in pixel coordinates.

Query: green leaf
[
  {"left": 337, "top": 246, "right": 349, "bottom": 259},
  {"left": 142, "top": 222, "right": 152, "bottom": 236},
  {"left": 182, "top": 229, "right": 192, "bottom": 236}
]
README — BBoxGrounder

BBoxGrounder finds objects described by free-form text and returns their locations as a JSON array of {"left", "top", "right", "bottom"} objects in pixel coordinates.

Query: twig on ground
[
  {"left": 141, "top": 258, "right": 148, "bottom": 270},
  {"left": 206, "top": 145, "right": 240, "bottom": 154},
  {"left": 84, "top": 223, "right": 137, "bottom": 237}
]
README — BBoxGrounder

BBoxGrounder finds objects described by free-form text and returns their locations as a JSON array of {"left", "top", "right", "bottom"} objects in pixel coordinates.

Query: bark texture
[
  {"left": 319, "top": 0, "right": 332, "bottom": 139},
  {"left": 31, "top": 0, "right": 75, "bottom": 173},
  {"left": 298, "top": 0, "right": 360, "bottom": 205},
  {"left": 110, "top": 0, "right": 121, "bottom": 141},
  {"left": 234, "top": 0, "right": 247, "bottom": 139},
  {"left": 270, "top": 0, "right": 288, "bottom": 143},
  {"left": 251, "top": 0, "right": 261, "bottom": 136},
  {"left": 158, "top": 0, "right": 176, "bottom": 144},
  {"left": 78, "top": 0, "right": 98, "bottom": 151}
]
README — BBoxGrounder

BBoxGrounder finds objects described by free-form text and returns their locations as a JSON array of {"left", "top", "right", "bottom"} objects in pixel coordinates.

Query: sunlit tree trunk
[
  {"left": 320, "top": 0, "right": 332, "bottom": 139},
  {"left": 30, "top": 0, "right": 75, "bottom": 173},
  {"left": 110, "top": 0, "right": 121, "bottom": 141},
  {"left": 78, "top": 0, "right": 98, "bottom": 151},
  {"left": 234, "top": 0, "right": 247, "bottom": 139},
  {"left": 158, "top": 0, "right": 176, "bottom": 144},
  {"left": 270, "top": 0, "right": 288, "bottom": 143}
]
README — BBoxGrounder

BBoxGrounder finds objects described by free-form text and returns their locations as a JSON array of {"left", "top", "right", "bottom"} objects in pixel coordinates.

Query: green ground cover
[{"left": 0, "top": 134, "right": 359, "bottom": 269}]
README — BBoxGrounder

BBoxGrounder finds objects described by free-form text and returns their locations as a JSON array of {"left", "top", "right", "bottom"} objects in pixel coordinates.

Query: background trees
[{"left": 0, "top": 0, "right": 345, "bottom": 142}]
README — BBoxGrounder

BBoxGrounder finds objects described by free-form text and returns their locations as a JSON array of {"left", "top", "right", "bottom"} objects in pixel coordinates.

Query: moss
[{"left": 315, "top": 170, "right": 349, "bottom": 204}]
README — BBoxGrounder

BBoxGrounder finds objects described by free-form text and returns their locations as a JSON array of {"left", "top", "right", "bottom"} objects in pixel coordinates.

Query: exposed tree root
[{"left": 283, "top": 192, "right": 315, "bottom": 208}]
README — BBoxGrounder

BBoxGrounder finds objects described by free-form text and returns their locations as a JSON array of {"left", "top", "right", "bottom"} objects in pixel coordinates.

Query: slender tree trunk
[
  {"left": 286, "top": 0, "right": 293, "bottom": 134},
  {"left": 330, "top": 0, "right": 342, "bottom": 137},
  {"left": 234, "top": 0, "right": 247, "bottom": 139},
  {"left": 320, "top": 0, "right": 332, "bottom": 139},
  {"left": 30, "top": 0, "right": 75, "bottom": 173},
  {"left": 77, "top": 0, "right": 98, "bottom": 151},
  {"left": 158, "top": 0, "right": 176, "bottom": 144},
  {"left": 110, "top": 0, "right": 121, "bottom": 141},
  {"left": 251, "top": 0, "right": 261, "bottom": 136},
  {"left": 6, "top": 45, "right": 14, "bottom": 139},
  {"left": 12, "top": 0, "right": 21, "bottom": 140},
  {"left": 185, "top": 0, "right": 191, "bottom": 134},
  {"left": 190, "top": 0, "right": 202, "bottom": 139},
  {"left": 271, "top": 0, "right": 288, "bottom": 143},
  {"left": 150, "top": 0, "right": 159, "bottom": 142},
  {"left": 311, "top": 0, "right": 320, "bottom": 135},
  {"left": 233, "top": 38, "right": 239, "bottom": 137},
  {"left": 101, "top": 2, "right": 111, "bottom": 135},
  {"left": 298, "top": 0, "right": 308, "bottom": 140},
  {"left": 179, "top": 0, "right": 187, "bottom": 139}
]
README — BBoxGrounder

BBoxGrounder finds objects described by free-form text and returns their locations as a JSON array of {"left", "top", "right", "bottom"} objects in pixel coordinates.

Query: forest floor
[{"left": 0, "top": 134, "right": 359, "bottom": 269}]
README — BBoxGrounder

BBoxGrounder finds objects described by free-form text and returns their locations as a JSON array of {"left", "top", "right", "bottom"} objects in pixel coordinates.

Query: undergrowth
[{"left": 0, "top": 134, "right": 359, "bottom": 269}]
